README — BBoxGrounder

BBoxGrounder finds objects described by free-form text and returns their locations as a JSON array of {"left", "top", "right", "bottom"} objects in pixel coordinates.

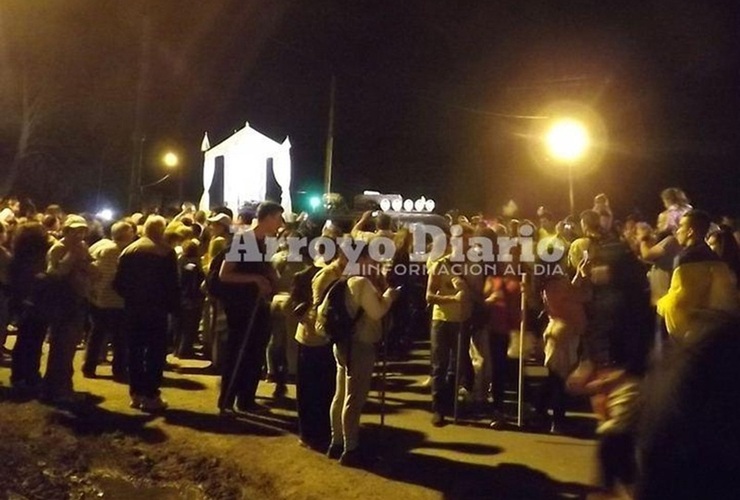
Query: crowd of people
[{"left": 1, "top": 187, "right": 740, "bottom": 498}]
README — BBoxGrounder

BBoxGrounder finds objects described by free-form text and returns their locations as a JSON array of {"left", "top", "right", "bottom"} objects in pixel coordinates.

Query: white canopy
[{"left": 199, "top": 122, "right": 292, "bottom": 214}]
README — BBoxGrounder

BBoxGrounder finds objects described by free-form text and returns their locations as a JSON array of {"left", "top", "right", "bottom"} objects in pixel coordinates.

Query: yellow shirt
[
  {"left": 429, "top": 258, "right": 469, "bottom": 323},
  {"left": 658, "top": 244, "right": 740, "bottom": 341}
]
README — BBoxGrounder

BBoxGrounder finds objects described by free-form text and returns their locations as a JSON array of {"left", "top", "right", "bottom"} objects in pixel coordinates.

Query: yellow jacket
[{"left": 657, "top": 243, "right": 739, "bottom": 340}]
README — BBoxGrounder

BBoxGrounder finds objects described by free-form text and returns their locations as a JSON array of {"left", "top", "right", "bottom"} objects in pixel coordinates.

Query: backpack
[
  {"left": 180, "top": 260, "right": 205, "bottom": 306},
  {"left": 288, "top": 264, "right": 321, "bottom": 319},
  {"left": 205, "top": 248, "right": 228, "bottom": 299},
  {"left": 316, "top": 278, "right": 363, "bottom": 345}
]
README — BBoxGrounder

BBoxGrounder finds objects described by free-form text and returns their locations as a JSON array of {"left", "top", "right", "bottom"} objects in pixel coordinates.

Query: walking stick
[
  {"left": 380, "top": 323, "right": 388, "bottom": 430},
  {"left": 517, "top": 273, "right": 527, "bottom": 428},
  {"left": 219, "top": 298, "right": 262, "bottom": 412},
  {"left": 453, "top": 322, "right": 464, "bottom": 424}
]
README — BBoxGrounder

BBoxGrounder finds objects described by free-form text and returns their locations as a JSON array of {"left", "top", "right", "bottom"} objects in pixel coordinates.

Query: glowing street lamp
[
  {"left": 163, "top": 151, "right": 179, "bottom": 168},
  {"left": 140, "top": 151, "right": 182, "bottom": 199},
  {"left": 546, "top": 119, "right": 590, "bottom": 215}
]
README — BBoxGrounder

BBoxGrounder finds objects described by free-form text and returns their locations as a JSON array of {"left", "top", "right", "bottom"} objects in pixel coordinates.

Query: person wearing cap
[
  {"left": 204, "top": 212, "right": 232, "bottom": 269},
  {"left": 43, "top": 214, "right": 94, "bottom": 404}
]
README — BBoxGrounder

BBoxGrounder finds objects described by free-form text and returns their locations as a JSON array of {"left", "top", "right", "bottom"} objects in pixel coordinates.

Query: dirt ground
[{"left": 0, "top": 341, "right": 597, "bottom": 500}]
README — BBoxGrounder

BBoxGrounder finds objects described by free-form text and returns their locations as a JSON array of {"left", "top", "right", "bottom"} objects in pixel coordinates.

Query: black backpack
[
  {"left": 288, "top": 264, "right": 321, "bottom": 319},
  {"left": 317, "top": 278, "right": 363, "bottom": 345},
  {"left": 180, "top": 260, "right": 205, "bottom": 302},
  {"left": 205, "top": 248, "right": 227, "bottom": 299}
]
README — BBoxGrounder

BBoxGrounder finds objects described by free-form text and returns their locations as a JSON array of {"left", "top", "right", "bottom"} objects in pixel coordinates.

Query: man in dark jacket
[
  {"left": 218, "top": 201, "right": 283, "bottom": 414},
  {"left": 113, "top": 215, "right": 179, "bottom": 412}
]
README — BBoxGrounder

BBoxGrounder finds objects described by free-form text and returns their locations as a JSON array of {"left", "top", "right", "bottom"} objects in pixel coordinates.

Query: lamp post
[
  {"left": 162, "top": 151, "right": 181, "bottom": 202},
  {"left": 545, "top": 119, "right": 590, "bottom": 215},
  {"left": 140, "top": 151, "right": 179, "bottom": 203}
]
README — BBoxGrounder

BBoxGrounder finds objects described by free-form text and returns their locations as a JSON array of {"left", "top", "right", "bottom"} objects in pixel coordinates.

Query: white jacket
[{"left": 345, "top": 277, "right": 395, "bottom": 344}]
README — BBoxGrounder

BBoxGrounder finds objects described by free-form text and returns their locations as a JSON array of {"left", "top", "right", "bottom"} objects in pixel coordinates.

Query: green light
[{"left": 309, "top": 196, "right": 321, "bottom": 210}]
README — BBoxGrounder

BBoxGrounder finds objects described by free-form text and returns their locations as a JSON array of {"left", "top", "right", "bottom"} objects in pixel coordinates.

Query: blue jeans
[{"left": 431, "top": 320, "right": 462, "bottom": 415}]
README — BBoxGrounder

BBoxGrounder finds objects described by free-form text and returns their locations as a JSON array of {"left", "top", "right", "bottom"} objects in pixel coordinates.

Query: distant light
[
  {"left": 424, "top": 199, "right": 436, "bottom": 212},
  {"left": 309, "top": 196, "right": 321, "bottom": 210},
  {"left": 97, "top": 208, "right": 114, "bottom": 221},
  {"left": 380, "top": 199, "right": 391, "bottom": 212},
  {"left": 391, "top": 199, "right": 403, "bottom": 211},
  {"left": 163, "top": 152, "right": 179, "bottom": 168},
  {"left": 414, "top": 198, "right": 425, "bottom": 212},
  {"left": 363, "top": 190, "right": 381, "bottom": 195},
  {"left": 403, "top": 199, "right": 414, "bottom": 211},
  {"left": 546, "top": 119, "right": 589, "bottom": 162}
]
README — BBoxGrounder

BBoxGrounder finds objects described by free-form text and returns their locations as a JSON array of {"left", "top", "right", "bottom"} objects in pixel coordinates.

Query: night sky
[{"left": 1, "top": 0, "right": 739, "bottom": 219}]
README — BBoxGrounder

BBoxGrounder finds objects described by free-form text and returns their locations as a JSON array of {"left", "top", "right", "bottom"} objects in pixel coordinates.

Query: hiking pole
[
  {"left": 380, "top": 323, "right": 388, "bottom": 430},
  {"left": 517, "top": 273, "right": 527, "bottom": 428},
  {"left": 453, "top": 322, "right": 464, "bottom": 424},
  {"left": 219, "top": 297, "right": 262, "bottom": 412}
]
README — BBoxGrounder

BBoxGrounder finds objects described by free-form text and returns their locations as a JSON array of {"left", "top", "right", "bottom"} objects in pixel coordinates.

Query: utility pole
[
  {"left": 128, "top": 6, "right": 151, "bottom": 212},
  {"left": 323, "top": 75, "right": 336, "bottom": 195}
]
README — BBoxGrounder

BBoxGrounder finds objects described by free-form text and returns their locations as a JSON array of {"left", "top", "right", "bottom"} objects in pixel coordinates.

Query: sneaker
[
  {"left": 458, "top": 386, "right": 473, "bottom": 403},
  {"left": 129, "top": 394, "right": 144, "bottom": 409},
  {"left": 431, "top": 412, "right": 446, "bottom": 427},
  {"left": 218, "top": 406, "right": 236, "bottom": 418},
  {"left": 550, "top": 417, "right": 568, "bottom": 435},
  {"left": 326, "top": 444, "right": 343, "bottom": 460},
  {"left": 272, "top": 383, "right": 287, "bottom": 400},
  {"left": 235, "top": 401, "right": 270, "bottom": 414},
  {"left": 140, "top": 396, "right": 168, "bottom": 412}
]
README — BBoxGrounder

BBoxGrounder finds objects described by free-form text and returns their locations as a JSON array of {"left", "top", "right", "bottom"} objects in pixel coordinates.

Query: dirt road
[{"left": 0, "top": 343, "right": 597, "bottom": 499}]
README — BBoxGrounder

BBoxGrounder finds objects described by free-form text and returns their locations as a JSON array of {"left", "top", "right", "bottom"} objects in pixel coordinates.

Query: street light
[
  {"left": 546, "top": 119, "right": 590, "bottom": 215},
  {"left": 162, "top": 151, "right": 184, "bottom": 202},
  {"left": 140, "top": 151, "right": 180, "bottom": 196},
  {"left": 163, "top": 151, "right": 179, "bottom": 168}
]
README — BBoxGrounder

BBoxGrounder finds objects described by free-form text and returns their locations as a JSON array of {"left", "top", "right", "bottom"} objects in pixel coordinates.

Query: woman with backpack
[
  {"left": 293, "top": 247, "right": 346, "bottom": 452},
  {"left": 325, "top": 244, "right": 399, "bottom": 467}
]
